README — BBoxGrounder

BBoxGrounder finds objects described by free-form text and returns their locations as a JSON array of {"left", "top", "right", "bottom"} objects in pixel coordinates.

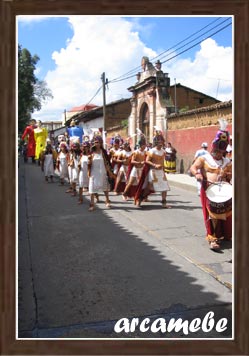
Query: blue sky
[{"left": 17, "top": 16, "right": 233, "bottom": 122}]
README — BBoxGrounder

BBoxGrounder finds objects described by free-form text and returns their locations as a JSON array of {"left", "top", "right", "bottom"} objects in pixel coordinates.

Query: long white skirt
[
  {"left": 88, "top": 153, "right": 109, "bottom": 193},
  {"left": 130, "top": 166, "right": 143, "bottom": 185},
  {"left": 78, "top": 158, "right": 89, "bottom": 188},
  {"left": 148, "top": 169, "right": 170, "bottom": 192},
  {"left": 59, "top": 157, "right": 68, "bottom": 179},
  {"left": 44, "top": 154, "right": 54, "bottom": 177}
]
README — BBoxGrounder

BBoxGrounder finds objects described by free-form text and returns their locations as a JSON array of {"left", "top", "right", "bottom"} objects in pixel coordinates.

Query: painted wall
[{"left": 167, "top": 124, "right": 232, "bottom": 173}]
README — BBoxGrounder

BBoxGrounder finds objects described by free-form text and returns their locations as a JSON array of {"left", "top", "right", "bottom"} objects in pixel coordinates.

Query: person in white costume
[
  {"left": 122, "top": 136, "right": 147, "bottom": 202},
  {"left": 40, "top": 141, "right": 57, "bottom": 183},
  {"left": 56, "top": 142, "right": 69, "bottom": 186},
  {"left": 78, "top": 139, "right": 91, "bottom": 204},
  {"left": 87, "top": 135, "right": 115, "bottom": 212},
  {"left": 193, "top": 142, "right": 209, "bottom": 196},
  {"left": 113, "top": 142, "right": 133, "bottom": 195},
  {"left": 69, "top": 141, "right": 81, "bottom": 197},
  {"left": 134, "top": 133, "right": 171, "bottom": 208}
]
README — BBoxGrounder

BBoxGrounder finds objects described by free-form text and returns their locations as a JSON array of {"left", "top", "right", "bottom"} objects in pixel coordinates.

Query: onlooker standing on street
[
  {"left": 164, "top": 142, "right": 177, "bottom": 173},
  {"left": 193, "top": 142, "right": 209, "bottom": 196}
]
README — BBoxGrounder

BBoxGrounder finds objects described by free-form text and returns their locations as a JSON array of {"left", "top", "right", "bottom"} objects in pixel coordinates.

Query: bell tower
[{"left": 128, "top": 57, "right": 174, "bottom": 143}]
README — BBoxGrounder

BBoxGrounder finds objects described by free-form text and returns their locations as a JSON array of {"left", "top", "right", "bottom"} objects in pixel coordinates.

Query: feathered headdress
[{"left": 211, "top": 118, "right": 230, "bottom": 152}]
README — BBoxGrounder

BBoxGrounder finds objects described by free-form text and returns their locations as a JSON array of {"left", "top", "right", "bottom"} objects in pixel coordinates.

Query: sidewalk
[{"left": 166, "top": 173, "right": 197, "bottom": 192}]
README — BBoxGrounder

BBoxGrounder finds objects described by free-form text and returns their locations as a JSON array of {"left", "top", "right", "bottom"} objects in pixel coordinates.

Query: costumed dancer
[
  {"left": 134, "top": 132, "right": 171, "bottom": 208},
  {"left": 69, "top": 140, "right": 81, "bottom": 197},
  {"left": 190, "top": 118, "right": 232, "bottom": 251},
  {"left": 113, "top": 141, "right": 133, "bottom": 195},
  {"left": 34, "top": 120, "right": 48, "bottom": 164},
  {"left": 56, "top": 142, "right": 69, "bottom": 186},
  {"left": 77, "top": 137, "right": 91, "bottom": 204},
  {"left": 56, "top": 134, "right": 67, "bottom": 153},
  {"left": 40, "top": 140, "right": 57, "bottom": 183},
  {"left": 164, "top": 142, "right": 177, "bottom": 173},
  {"left": 87, "top": 135, "right": 116, "bottom": 212},
  {"left": 122, "top": 136, "right": 147, "bottom": 202},
  {"left": 226, "top": 135, "right": 232, "bottom": 161},
  {"left": 21, "top": 118, "right": 37, "bottom": 163},
  {"left": 192, "top": 142, "right": 209, "bottom": 196},
  {"left": 109, "top": 136, "right": 122, "bottom": 176}
]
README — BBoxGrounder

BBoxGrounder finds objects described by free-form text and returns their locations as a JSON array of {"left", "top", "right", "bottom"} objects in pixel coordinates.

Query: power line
[
  {"left": 109, "top": 17, "right": 230, "bottom": 83},
  {"left": 155, "top": 18, "right": 231, "bottom": 63},
  {"left": 160, "top": 21, "right": 232, "bottom": 65},
  {"left": 110, "top": 20, "right": 232, "bottom": 84},
  {"left": 80, "top": 18, "right": 232, "bottom": 109},
  {"left": 85, "top": 85, "right": 102, "bottom": 106},
  {"left": 112, "top": 17, "right": 221, "bottom": 81}
]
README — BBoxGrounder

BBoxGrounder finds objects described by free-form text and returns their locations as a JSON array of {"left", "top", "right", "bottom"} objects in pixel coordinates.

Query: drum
[{"left": 206, "top": 182, "right": 232, "bottom": 214}]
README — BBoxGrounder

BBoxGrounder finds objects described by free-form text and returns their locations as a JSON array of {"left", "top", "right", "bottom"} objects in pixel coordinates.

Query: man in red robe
[{"left": 21, "top": 119, "right": 37, "bottom": 163}]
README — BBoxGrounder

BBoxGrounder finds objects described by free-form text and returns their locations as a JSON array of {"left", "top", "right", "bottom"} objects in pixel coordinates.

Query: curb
[{"left": 167, "top": 180, "right": 197, "bottom": 193}]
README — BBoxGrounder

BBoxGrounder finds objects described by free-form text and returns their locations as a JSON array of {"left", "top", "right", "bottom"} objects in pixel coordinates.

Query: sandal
[
  {"left": 162, "top": 200, "right": 172, "bottom": 208},
  {"left": 105, "top": 200, "right": 111, "bottom": 208},
  {"left": 209, "top": 241, "right": 220, "bottom": 251},
  {"left": 135, "top": 199, "right": 142, "bottom": 207},
  {"left": 88, "top": 204, "right": 95, "bottom": 212}
]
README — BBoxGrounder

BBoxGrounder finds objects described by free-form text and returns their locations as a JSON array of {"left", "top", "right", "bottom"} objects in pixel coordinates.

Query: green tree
[{"left": 18, "top": 45, "right": 53, "bottom": 132}]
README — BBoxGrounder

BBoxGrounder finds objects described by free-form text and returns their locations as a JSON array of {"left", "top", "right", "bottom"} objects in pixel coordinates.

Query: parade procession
[
  {"left": 19, "top": 117, "right": 232, "bottom": 252},
  {"left": 16, "top": 16, "right": 234, "bottom": 340}
]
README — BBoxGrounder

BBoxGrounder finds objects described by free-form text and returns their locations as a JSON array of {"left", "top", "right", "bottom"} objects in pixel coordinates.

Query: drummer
[{"left": 190, "top": 119, "right": 232, "bottom": 251}]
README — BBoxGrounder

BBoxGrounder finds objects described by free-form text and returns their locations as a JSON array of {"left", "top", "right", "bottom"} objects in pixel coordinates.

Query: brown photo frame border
[{"left": 1, "top": 0, "right": 248, "bottom": 354}]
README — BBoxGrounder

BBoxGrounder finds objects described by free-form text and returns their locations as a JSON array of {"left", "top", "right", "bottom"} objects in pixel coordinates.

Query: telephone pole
[{"left": 101, "top": 72, "right": 107, "bottom": 132}]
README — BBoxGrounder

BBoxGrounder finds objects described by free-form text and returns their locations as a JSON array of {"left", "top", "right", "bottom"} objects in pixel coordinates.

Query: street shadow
[{"left": 18, "top": 161, "right": 232, "bottom": 339}]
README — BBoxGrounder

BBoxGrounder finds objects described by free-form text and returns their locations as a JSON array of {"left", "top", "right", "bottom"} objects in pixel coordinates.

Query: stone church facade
[{"left": 127, "top": 56, "right": 175, "bottom": 143}]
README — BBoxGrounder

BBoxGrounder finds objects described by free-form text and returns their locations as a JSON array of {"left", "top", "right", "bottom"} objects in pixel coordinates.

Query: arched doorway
[{"left": 140, "top": 103, "right": 150, "bottom": 142}]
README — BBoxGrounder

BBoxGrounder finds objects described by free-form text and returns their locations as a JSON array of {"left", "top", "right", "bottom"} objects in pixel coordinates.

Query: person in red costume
[{"left": 21, "top": 119, "right": 37, "bottom": 163}]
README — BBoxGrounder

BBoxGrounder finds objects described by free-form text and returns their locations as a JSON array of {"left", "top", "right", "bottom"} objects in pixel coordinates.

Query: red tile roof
[{"left": 69, "top": 104, "right": 98, "bottom": 112}]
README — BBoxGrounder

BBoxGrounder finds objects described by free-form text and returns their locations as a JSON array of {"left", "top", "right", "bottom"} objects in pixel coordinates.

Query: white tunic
[
  {"left": 58, "top": 152, "right": 68, "bottom": 179},
  {"left": 71, "top": 155, "right": 80, "bottom": 183},
  {"left": 78, "top": 155, "right": 89, "bottom": 188},
  {"left": 130, "top": 149, "right": 146, "bottom": 184},
  {"left": 147, "top": 148, "right": 170, "bottom": 192},
  {"left": 44, "top": 153, "right": 54, "bottom": 177},
  {"left": 88, "top": 152, "right": 109, "bottom": 193},
  {"left": 119, "top": 150, "right": 133, "bottom": 182}
]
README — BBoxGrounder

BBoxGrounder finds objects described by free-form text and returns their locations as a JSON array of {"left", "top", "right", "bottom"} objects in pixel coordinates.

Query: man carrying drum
[{"left": 190, "top": 119, "right": 232, "bottom": 251}]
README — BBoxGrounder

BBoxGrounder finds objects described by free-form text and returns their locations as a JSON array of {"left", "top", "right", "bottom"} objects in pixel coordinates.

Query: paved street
[{"left": 18, "top": 159, "right": 232, "bottom": 339}]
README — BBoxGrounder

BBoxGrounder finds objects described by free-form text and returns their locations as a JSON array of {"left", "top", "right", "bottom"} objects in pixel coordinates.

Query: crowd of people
[
  {"left": 20, "top": 124, "right": 177, "bottom": 212},
  {"left": 20, "top": 117, "right": 233, "bottom": 252}
]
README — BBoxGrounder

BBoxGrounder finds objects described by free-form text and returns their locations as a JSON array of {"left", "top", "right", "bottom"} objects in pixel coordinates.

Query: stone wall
[
  {"left": 105, "top": 100, "right": 131, "bottom": 129},
  {"left": 166, "top": 101, "right": 232, "bottom": 173}
]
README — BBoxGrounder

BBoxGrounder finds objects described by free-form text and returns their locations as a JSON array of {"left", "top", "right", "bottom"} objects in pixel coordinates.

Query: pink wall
[{"left": 166, "top": 124, "right": 232, "bottom": 172}]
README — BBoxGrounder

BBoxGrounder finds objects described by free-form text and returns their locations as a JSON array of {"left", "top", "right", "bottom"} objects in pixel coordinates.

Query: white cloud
[
  {"left": 33, "top": 16, "right": 157, "bottom": 122},
  {"left": 32, "top": 18, "right": 232, "bottom": 122},
  {"left": 165, "top": 38, "right": 233, "bottom": 102}
]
